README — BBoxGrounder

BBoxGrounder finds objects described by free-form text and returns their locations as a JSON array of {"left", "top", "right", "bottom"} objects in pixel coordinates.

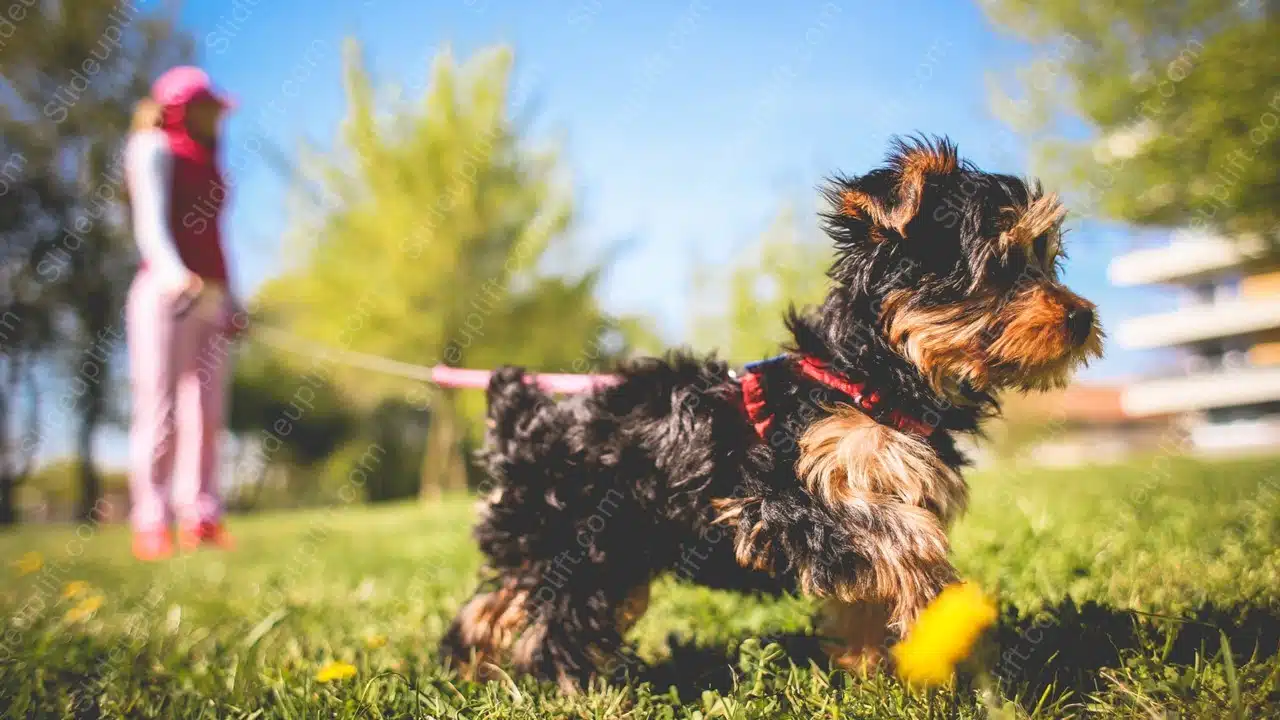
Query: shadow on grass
[{"left": 632, "top": 598, "right": 1280, "bottom": 705}]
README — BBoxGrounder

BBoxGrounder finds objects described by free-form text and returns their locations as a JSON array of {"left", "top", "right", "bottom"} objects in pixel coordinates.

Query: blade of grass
[
  {"left": 241, "top": 609, "right": 288, "bottom": 651},
  {"left": 1219, "top": 630, "right": 1242, "bottom": 720}
]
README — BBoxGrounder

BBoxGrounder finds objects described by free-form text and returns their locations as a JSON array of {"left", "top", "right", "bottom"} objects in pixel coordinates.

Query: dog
[{"left": 439, "top": 135, "right": 1103, "bottom": 692}]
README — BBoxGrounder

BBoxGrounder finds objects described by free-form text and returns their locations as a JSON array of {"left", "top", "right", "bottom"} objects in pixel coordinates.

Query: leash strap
[
  {"left": 251, "top": 330, "right": 932, "bottom": 436},
  {"left": 251, "top": 325, "right": 621, "bottom": 394}
]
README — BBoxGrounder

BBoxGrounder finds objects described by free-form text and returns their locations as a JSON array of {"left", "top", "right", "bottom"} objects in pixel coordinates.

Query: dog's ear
[
  {"left": 886, "top": 135, "right": 959, "bottom": 235},
  {"left": 830, "top": 168, "right": 900, "bottom": 239},
  {"left": 827, "top": 135, "right": 960, "bottom": 239}
]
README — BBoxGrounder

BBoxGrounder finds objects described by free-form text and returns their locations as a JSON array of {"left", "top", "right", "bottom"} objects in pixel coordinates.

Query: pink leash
[
  {"left": 429, "top": 364, "right": 621, "bottom": 394},
  {"left": 251, "top": 325, "right": 621, "bottom": 395}
]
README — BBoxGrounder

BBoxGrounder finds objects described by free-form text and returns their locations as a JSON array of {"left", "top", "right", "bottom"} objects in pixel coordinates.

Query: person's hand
[
  {"left": 223, "top": 295, "right": 250, "bottom": 339},
  {"left": 172, "top": 271, "right": 205, "bottom": 318},
  {"left": 182, "top": 271, "right": 204, "bottom": 297}
]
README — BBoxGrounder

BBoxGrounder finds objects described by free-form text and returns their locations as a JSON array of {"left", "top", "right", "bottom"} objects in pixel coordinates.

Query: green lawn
[{"left": 2, "top": 455, "right": 1279, "bottom": 718}]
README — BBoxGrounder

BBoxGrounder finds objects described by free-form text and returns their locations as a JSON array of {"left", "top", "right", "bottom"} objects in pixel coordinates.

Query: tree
[
  {"left": 0, "top": 306, "right": 43, "bottom": 524},
  {"left": 982, "top": 0, "right": 1279, "bottom": 241},
  {"left": 226, "top": 343, "right": 358, "bottom": 508},
  {"left": 0, "top": 125, "right": 53, "bottom": 524},
  {"left": 255, "top": 42, "right": 649, "bottom": 496},
  {"left": 691, "top": 204, "right": 832, "bottom": 364},
  {"left": 0, "top": 1, "right": 194, "bottom": 521}
]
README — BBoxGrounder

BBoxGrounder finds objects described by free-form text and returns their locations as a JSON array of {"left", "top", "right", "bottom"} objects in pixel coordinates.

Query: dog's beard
[{"left": 882, "top": 287, "right": 1103, "bottom": 398}]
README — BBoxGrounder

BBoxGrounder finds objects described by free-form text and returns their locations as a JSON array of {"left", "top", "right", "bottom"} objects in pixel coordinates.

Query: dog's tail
[
  {"left": 477, "top": 365, "right": 553, "bottom": 482},
  {"left": 472, "top": 365, "right": 579, "bottom": 574}
]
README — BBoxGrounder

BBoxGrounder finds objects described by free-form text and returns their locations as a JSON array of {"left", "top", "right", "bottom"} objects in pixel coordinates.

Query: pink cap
[{"left": 151, "top": 66, "right": 235, "bottom": 109}]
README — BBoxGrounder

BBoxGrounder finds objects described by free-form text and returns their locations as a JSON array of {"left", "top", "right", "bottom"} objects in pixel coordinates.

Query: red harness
[
  {"left": 424, "top": 353, "right": 934, "bottom": 440},
  {"left": 738, "top": 355, "right": 935, "bottom": 440}
]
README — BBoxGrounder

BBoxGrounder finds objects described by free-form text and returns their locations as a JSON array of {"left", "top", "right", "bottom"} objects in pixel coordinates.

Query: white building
[{"left": 1108, "top": 232, "right": 1280, "bottom": 453}]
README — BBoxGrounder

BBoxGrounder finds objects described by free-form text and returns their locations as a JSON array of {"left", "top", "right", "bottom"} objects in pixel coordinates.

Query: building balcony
[
  {"left": 1121, "top": 365, "right": 1280, "bottom": 417},
  {"left": 1188, "top": 416, "right": 1280, "bottom": 454},
  {"left": 1115, "top": 296, "right": 1280, "bottom": 350},
  {"left": 1108, "top": 232, "right": 1273, "bottom": 287}
]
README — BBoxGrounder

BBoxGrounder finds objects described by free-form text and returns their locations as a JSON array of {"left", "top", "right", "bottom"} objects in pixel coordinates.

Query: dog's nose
[{"left": 1065, "top": 307, "right": 1094, "bottom": 346}]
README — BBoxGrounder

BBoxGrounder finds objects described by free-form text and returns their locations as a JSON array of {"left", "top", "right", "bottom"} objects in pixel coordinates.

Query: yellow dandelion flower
[
  {"left": 891, "top": 582, "right": 998, "bottom": 687},
  {"left": 63, "top": 581, "right": 90, "bottom": 599},
  {"left": 65, "top": 594, "right": 105, "bottom": 623},
  {"left": 365, "top": 634, "right": 387, "bottom": 649},
  {"left": 12, "top": 551, "right": 43, "bottom": 576},
  {"left": 315, "top": 661, "right": 357, "bottom": 683}
]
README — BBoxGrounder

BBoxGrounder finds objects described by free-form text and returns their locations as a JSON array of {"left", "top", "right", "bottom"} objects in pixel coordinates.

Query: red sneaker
[
  {"left": 132, "top": 529, "right": 174, "bottom": 561},
  {"left": 178, "top": 521, "right": 236, "bottom": 552}
]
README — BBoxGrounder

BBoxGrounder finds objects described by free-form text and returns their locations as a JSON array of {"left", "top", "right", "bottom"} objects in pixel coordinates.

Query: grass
[{"left": 2, "top": 454, "right": 1279, "bottom": 718}]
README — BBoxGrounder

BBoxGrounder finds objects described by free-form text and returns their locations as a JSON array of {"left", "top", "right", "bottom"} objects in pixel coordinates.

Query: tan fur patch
[
  {"left": 841, "top": 189, "right": 895, "bottom": 229},
  {"left": 989, "top": 285, "right": 1103, "bottom": 390},
  {"left": 818, "top": 599, "right": 891, "bottom": 674},
  {"left": 842, "top": 188, "right": 917, "bottom": 235},
  {"left": 510, "top": 617, "right": 546, "bottom": 669},
  {"left": 617, "top": 583, "right": 650, "bottom": 634},
  {"left": 1000, "top": 193, "right": 1066, "bottom": 250},
  {"left": 710, "top": 496, "right": 758, "bottom": 525},
  {"left": 711, "top": 496, "right": 774, "bottom": 571},
  {"left": 894, "top": 144, "right": 958, "bottom": 229},
  {"left": 506, "top": 585, "right": 648, "bottom": 694},
  {"left": 990, "top": 285, "right": 1070, "bottom": 367},
  {"left": 799, "top": 496, "right": 954, "bottom": 630},
  {"left": 794, "top": 406, "right": 963, "bottom": 629},
  {"left": 452, "top": 583, "right": 530, "bottom": 675},
  {"left": 881, "top": 285, "right": 1103, "bottom": 395},
  {"left": 797, "top": 406, "right": 967, "bottom": 524},
  {"left": 737, "top": 521, "right": 773, "bottom": 571},
  {"left": 889, "top": 140, "right": 961, "bottom": 233},
  {"left": 899, "top": 142, "right": 959, "bottom": 177},
  {"left": 841, "top": 142, "right": 958, "bottom": 235},
  {"left": 881, "top": 289, "right": 998, "bottom": 394},
  {"left": 509, "top": 618, "right": 583, "bottom": 694}
]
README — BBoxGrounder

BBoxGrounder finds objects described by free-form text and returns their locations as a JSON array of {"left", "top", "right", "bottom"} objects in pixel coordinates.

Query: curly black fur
[{"left": 439, "top": 135, "right": 1102, "bottom": 689}]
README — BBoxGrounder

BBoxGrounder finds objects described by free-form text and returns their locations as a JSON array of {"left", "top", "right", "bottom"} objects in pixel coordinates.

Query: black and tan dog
[{"left": 440, "top": 136, "right": 1103, "bottom": 691}]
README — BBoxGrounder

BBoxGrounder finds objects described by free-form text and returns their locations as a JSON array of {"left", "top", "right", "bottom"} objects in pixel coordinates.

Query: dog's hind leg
[
  {"left": 438, "top": 578, "right": 532, "bottom": 679},
  {"left": 507, "top": 572, "right": 651, "bottom": 693}
]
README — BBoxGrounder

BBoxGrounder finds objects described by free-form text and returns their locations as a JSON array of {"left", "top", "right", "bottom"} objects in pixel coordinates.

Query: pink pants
[{"left": 126, "top": 270, "right": 231, "bottom": 532}]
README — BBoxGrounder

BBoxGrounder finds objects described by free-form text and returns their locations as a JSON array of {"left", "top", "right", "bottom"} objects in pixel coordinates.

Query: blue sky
[
  {"left": 182, "top": 0, "right": 1174, "bottom": 377},
  {"left": 72, "top": 0, "right": 1179, "bottom": 467}
]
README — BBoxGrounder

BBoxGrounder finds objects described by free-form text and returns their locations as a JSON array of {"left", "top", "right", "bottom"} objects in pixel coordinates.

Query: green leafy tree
[
  {"left": 0, "top": 1, "right": 193, "bottom": 521},
  {"left": 983, "top": 0, "right": 1279, "bottom": 240},
  {"left": 691, "top": 204, "right": 832, "bottom": 364},
  {"left": 254, "top": 42, "right": 647, "bottom": 496},
  {"left": 226, "top": 343, "right": 358, "bottom": 508}
]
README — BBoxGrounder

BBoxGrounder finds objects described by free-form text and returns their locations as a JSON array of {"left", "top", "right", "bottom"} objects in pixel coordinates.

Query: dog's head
[{"left": 821, "top": 135, "right": 1103, "bottom": 398}]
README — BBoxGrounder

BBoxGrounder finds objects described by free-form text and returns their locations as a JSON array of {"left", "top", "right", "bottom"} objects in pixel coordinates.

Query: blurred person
[{"left": 124, "top": 66, "right": 245, "bottom": 561}]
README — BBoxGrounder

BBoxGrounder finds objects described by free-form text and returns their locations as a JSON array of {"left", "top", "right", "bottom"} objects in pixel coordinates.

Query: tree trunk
[
  {"left": 76, "top": 414, "right": 103, "bottom": 522},
  {"left": 73, "top": 279, "right": 114, "bottom": 523},
  {"left": 0, "top": 355, "right": 33, "bottom": 526},
  {"left": 75, "top": 339, "right": 108, "bottom": 522},
  {"left": 419, "top": 391, "right": 466, "bottom": 501},
  {"left": 442, "top": 410, "right": 467, "bottom": 492},
  {"left": 419, "top": 416, "right": 448, "bottom": 502},
  {"left": 0, "top": 370, "right": 14, "bottom": 525},
  {"left": 0, "top": 475, "right": 17, "bottom": 526}
]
